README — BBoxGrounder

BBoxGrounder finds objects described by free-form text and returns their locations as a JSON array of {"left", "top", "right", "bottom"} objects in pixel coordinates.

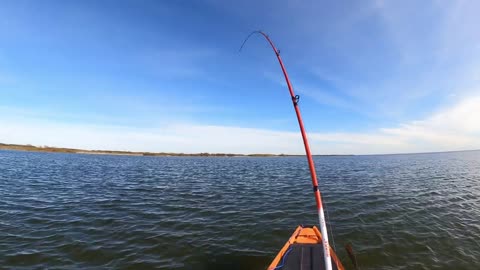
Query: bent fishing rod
[{"left": 240, "top": 31, "right": 333, "bottom": 270}]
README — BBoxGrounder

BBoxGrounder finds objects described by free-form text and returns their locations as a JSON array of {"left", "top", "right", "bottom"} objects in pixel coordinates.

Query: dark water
[{"left": 0, "top": 150, "right": 479, "bottom": 270}]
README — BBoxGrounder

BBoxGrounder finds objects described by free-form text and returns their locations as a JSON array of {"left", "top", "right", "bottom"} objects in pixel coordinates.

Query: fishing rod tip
[{"left": 238, "top": 30, "right": 264, "bottom": 53}]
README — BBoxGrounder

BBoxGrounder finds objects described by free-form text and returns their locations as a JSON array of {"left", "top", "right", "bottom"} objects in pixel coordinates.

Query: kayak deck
[{"left": 267, "top": 225, "right": 345, "bottom": 270}]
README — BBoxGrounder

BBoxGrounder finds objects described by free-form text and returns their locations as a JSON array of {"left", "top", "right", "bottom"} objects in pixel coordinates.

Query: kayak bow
[{"left": 267, "top": 225, "right": 345, "bottom": 270}]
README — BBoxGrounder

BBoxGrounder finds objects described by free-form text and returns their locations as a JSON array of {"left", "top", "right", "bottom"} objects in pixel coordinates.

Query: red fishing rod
[{"left": 240, "top": 31, "right": 333, "bottom": 270}]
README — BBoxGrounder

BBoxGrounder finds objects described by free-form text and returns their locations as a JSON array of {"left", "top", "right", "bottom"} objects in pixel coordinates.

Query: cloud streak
[
  {"left": 251, "top": 0, "right": 480, "bottom": 120},
  {"left": 1, "top": 94, "right": 478, "bottom": 155}
]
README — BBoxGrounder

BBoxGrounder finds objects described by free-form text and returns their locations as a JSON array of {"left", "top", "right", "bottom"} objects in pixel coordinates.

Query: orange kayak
[{"left": 267, "top": 225, "right": 345, "bottom": 270}]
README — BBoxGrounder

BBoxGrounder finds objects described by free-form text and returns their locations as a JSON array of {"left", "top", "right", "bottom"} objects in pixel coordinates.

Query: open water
[{"left": 0, "top": 150, "right": 479, "bottom": 269}]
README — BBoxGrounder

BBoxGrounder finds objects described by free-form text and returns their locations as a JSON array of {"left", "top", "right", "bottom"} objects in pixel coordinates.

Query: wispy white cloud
[
  {"left": 319, "top": 94, "right": 480, "bottom": 153},
  {"left": 295, "top": 86, "right": 356, "bottom": 111},
  {"left": 349, "top": 0, "right": 480, "bottom": 112},
  {"left": 251, "top": 0, "right": 480, "bottom": 120},
  {"left": 1, "top": 94, "right": 478, "bottom": 155},
  {"left": 263, "top": 70, "right": 359, "bottom": 112}
]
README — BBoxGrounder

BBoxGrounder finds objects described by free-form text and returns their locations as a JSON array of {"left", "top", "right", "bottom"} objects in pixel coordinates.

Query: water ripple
[{"left": 0, "top": 150, "right": 479, "bottom": 269}]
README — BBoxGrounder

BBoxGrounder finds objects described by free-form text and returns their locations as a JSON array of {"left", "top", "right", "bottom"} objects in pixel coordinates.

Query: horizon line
[{"left": 0, "top": 142, "right": 478, "bottom": 158}]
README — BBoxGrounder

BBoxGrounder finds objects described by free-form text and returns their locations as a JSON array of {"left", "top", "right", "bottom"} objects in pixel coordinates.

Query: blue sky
[{"left": 1, "top": 0, "right": 479, "bottom": 154}]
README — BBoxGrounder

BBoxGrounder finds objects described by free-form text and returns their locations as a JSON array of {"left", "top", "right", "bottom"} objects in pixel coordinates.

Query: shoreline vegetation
[{"left": 0, "top": 143, "right": 352, "bottom": 157}]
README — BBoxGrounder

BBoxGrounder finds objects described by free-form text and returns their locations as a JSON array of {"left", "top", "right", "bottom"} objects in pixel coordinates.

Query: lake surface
[{"left": 0, "top": 150, "right": 479, "bottom": 269}]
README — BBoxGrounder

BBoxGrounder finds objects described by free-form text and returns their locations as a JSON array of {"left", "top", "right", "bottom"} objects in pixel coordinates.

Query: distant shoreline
[{"left": 0, "top": 143, "right": 352, "bottom": 157}]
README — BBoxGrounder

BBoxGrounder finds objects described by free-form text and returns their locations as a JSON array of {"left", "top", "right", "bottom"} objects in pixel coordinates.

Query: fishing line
[{"left": 323, "top": 195, "right": 337, "bottom": 252}]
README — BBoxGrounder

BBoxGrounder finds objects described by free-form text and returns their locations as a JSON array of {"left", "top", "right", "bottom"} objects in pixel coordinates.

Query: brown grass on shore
[{"left": 0, "top": 143, "right": 282, "bottom": 157}]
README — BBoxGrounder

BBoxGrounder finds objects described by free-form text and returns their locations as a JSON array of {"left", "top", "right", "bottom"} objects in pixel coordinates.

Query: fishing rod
[{"left": 240, "top": 31, "right": 333, "bottom": 270}]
